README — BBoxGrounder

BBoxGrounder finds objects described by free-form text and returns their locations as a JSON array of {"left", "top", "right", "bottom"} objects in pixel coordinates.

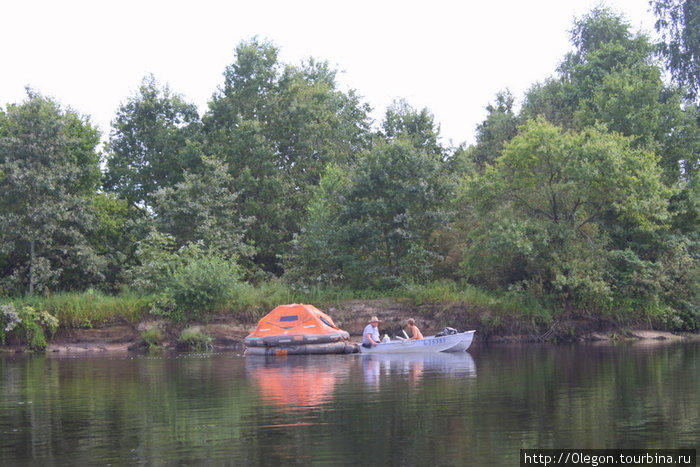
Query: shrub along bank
[{"left": 0, "top": 280, "right": 695, "bottom": 352}]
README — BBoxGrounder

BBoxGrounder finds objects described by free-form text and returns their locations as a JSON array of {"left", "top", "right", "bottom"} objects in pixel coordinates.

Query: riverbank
[
  {"left": 42, "top": 323, "right": 692, "bottom": 355},
  {"left": 16, "top": 298, "right": 693, "bottom": 353}
]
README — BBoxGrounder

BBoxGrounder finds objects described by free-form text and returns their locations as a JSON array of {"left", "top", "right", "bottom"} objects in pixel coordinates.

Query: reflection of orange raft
[
  {"left": 244, "top": 304, "right": 358, "bottom": 356},
  {"left": 250, "top": 366, "right": 337, "bottom": 411}
]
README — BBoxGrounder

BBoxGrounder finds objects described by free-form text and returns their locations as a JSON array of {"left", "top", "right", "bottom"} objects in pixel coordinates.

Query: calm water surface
[{"left": 1, "top": 342, "right": 697, "bottom": 465}]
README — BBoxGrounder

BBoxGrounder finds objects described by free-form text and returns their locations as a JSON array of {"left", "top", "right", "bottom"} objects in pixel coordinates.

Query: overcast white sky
[{"left": 1, "top": 0, "right": 657, "bottom": 147}]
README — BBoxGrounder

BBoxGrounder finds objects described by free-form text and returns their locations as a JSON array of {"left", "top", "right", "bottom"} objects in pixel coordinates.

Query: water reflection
[
  {"left": 246, "top": 352, "right": 477, "bottom": 403},
  {"left": 361, "top": 352, "right": 476, "bottom": 389},
  {"left": 245, "top": 355, "right": 352, "bottom": 412},
  {"left": 2, "top": 343, "right": 696, "bottom": 466}
]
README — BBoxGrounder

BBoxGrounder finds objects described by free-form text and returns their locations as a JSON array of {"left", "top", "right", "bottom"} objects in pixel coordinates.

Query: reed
[
  {"left": 17, "top": 290, "right": 151, "bottom": 328},
  {"left": 178, "top": 327, "right": 214, "bottom": 351}
]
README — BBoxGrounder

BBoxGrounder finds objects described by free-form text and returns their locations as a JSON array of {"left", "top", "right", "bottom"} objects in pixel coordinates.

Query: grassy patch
[
  {"left": 19, "top": 290, "right": 151, "bottom": 328},
  {"left": 399, "top": 280, "right": 557, "bottom": 325},
  {"left": 141, "top": 327, "right": 165, "bottom": 352},
  {"left": 178, "top": 327, "right": 214, "bottom": 351},
  {"left": 228, "top": 281, "right": 385, "bottom": 316}
]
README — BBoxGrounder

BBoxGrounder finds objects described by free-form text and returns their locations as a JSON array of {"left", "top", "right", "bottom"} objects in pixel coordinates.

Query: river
[{"left": 1, "top": 341, "right": 697, "bottom": 465}]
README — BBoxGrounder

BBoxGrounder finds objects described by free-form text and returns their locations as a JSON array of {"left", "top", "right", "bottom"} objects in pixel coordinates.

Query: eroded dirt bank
[{"left": 33, "top": 299, "right": 695, "bottom": 354}]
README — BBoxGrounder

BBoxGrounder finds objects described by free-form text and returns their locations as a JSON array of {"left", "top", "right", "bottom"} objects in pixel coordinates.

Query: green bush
[
  {"left": 0, "top": 303, "right": 20, "bottom": 345},
  {"left": 131, "top": 239, "right": 243, "bottom": 321},
  {"left": 128, "top": 231, "right": 181, "bottom": 292},
  {"left": 141, "top": 327, "right": 165, "bottom": 352},
  {"left": 178, "top": 327, "right": 213, "bottom": 351},
  {"left": 0, "top": 303, "right": 58, "bottom": 350},
  {"left": 163, "top": 255, "right": 241, "bottom": 320}
]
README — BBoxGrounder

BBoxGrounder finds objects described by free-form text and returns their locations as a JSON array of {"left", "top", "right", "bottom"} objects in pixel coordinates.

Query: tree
[
  {"left": 341, "top": 138, "right": 451, "bottom": 286},
  {"left": 284, "top": 163, "right": 353, "bottom": 285},
  {"left": 87, "top": 192, "right": 147, "bottom": 290},
  {"left": 651, "top": 0, "right": 700, "bottom": 101},
  {"left": 497, "top": 7, "right": 699, "bottom": 326},
  {"left": 471, "top": 90, "right": 519, "bottom": 170},
  {"left": 523, "top": 7, "right": 656, "bottom": 129},
  {"left": 203, "top": 38, "right": 372, "bottom": 276},
  {"left": 520, "top": 6, "right": 699, "bottom": 186},
  {"left": 0, "top": 90, "right": 103, "bottom": 294},
  {"left": 461, "top": 118, "right": 671, "bottom": 309},
  {"left": 104, "top": 74, "right": 201, "bottom": 211},
  {"left": 381, "top": 99, "right": 443, "bottom": 157},
  {"left": 568, "top": 6, "right": 635, "bottom": 58},
  {"left": 152, "top": 156, "right": 253, "bottom": 262}
]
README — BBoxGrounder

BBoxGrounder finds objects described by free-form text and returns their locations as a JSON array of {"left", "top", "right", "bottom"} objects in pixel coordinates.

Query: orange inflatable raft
[{"left": 244, "top": 304, "right": 358, "bottom": 356}]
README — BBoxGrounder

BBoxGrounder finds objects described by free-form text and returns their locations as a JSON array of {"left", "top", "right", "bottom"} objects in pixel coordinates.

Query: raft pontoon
[{"left": 244, "top": 304, "right": 358, "bottom": 356}]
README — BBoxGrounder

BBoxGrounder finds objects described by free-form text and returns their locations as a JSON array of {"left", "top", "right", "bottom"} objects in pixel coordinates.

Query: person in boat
[
  {"left": 362, "top": 316, "right": 382, "bottom": 348},
  {"left": 406, "top": 318, "right": 424, "bottom": 340}
]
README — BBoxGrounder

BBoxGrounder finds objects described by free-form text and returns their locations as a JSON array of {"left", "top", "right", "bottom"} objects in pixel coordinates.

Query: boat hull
[
  {"left": 442, "top": 330, "right": 475, "bottom": 352},
  {"left": 359, "top": 331, "right": 475, "bottom": 354}
]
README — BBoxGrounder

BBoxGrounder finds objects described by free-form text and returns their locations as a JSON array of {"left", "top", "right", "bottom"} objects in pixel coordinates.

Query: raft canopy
[{"left": 244, "top": 304, "right": 350, "bottom": 347}]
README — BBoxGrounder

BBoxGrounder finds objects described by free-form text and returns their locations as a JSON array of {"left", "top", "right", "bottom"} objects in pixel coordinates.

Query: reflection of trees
[
  {"left": 0, "top": 345, "right": 697, "bottom": 465},
  {"left": 462, "top": 344, "right": 699, "bottom": 453},
  {"left": 0, "top": 355, "right": 255, "bottom": 464}
]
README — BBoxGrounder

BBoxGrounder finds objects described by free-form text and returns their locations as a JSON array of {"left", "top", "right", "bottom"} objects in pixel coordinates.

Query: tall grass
[
  {"left": 3, "top": 278, "right": 685, "bottom": 351},
  {"left": 4, "top": 282, "right": 389, "bottom": 332},
  {"left": 18, "top": 290, "right": 152, "bottom": 328},
  {"left": 4, "top": 279, "right": 657, "bottom": 333},
  {"left": 399, "top": 280, "right": 557, "bottom": 323},
  {"left": 229, "top": 281, "right": 386, "bottom": 316},
  {"left": 23, "top": 281, "right": 557, "bottom": 327}
]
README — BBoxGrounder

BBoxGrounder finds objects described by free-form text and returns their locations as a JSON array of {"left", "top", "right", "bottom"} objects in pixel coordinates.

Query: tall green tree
[
  {"left": 520, "top": 7, "right": 699, "bottom": 185},
  {"left": 284, "top": 163, "right": 353, "bottom": 285},
  {"left": 498, "top": 7, "right": 699, "bottom": 326},
  {"left": 523, "top": 7, "right": 654, "bottom": 129},
  {"left": 203, "top": 38, "right": 372, "bottom": 276},
  {"left": 86, "top": 192, "right": 146, "bottom": 290},
  {"left": 104, "top": 74, "right": 202, "bottom": 211},
  {"left": 461, "top": 118, "right": 670, "bottom": 309},
  {"left": 288, "top": 101, "right": 452, "bottom": 287},
  {"left": 0, "top": 91, "right": 103, "bottom": 294},
  {"left": 152, "top": 156, "right": 253, "bottom": 261},
  {"left": 521, "top": 8, "right": 640, "bottom": 129},
  {"left": 471, "top": 90, "right": 519, "bottom": 170},
  {"left": 381, "top": 99, "right": 444, "bottom": 157},
  {"left": 341, "top": 138, "right": 451, "bottom": 286},
  {"left": 651, "top": 0, "right": 700, "bottom": 101}
]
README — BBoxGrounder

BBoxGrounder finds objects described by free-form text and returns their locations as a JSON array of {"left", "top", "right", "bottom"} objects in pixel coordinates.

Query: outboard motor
[{"left": 435, "top": 327, "right": 459, "bottom": 337}]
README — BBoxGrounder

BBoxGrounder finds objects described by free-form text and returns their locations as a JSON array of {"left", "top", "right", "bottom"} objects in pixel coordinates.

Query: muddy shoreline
[{"left": 2, "top": 298, "right": 697, "bottom": 354}]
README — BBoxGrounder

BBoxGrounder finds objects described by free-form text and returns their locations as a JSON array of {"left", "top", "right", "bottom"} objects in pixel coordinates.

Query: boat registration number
[{"left": 423, "top": 337, "right": 446, "bottom": 345}]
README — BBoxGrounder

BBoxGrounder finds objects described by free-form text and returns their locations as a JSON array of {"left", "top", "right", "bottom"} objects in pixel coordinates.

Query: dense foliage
[
  {"left": 0, "top": 8, "right": 697, "bottom": 334},
  {"left": 0, "top": 91, "right": 103, "bottom": 295},
  {"left": 651, "top": 0, "right": 700, "bottom": 101}
]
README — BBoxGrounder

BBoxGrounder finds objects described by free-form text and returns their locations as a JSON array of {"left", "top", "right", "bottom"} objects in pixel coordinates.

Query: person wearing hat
[{"left": 362, "top": 316, "right": 382, "bottom": 348}]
